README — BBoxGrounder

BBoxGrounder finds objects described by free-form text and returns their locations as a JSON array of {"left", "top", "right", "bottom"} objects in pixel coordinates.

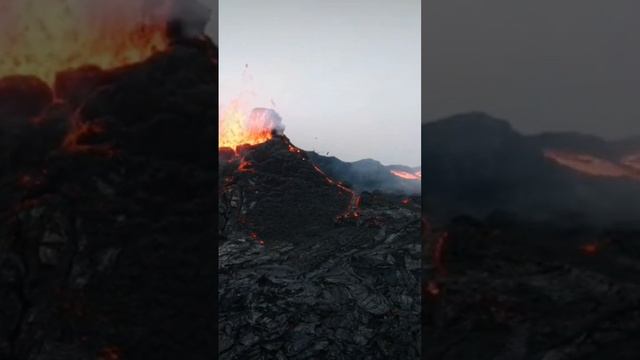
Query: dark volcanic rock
[
  {"left": 423, "top": 217, "right": 640, "bottom": 360},
  {"left": 0, "top": 76, "right": 52, "bottom": 119},
  {"left": 221, "top": 135, "right": 351, "bottom": 243},
  {"left": 54, "top": 66, "right": 113, "bottom": 109},
  {"left": 220, "top": 190, "right": 421, "bottom": 359},
  {"left": 422, "top": 113, "right": 640, "bottom": 223},
  {"left": 0, "top": 35, "right": 217, "bottom": 360},
  {"left": 219, "top": 138, "right": 421, "bottom": 359}
]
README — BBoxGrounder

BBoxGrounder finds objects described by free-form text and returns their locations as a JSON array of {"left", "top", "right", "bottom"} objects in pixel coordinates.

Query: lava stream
[
  {"left": 391, "top": 170, "right": 421, "bottom": 181},
  {"left": 311, "top": 164, "right": 360, "bottom": 220}
]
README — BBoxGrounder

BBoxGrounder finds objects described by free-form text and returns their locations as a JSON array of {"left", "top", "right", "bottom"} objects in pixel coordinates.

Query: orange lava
[
  {"left": 288, "top": 144, "right": 302, "bottom": 154},
  {"left": 0, "top": 0, "right": 172, "bottom": 86},
  {"left": 61, "top": 116, "right": 118, "bottom": 157},
  {"left": 219, "top": 101, "right": 283, "bottom": 150},
  {"left": 544, "top": 150, "right": 640, "bottom": 181},
  {"left": 312, "top": 164, "right": 360, "bottom": 221},
  {"left": 238, "top": 160, "right": 254, "bottom": 173},
  {"left": 390, "top": 169, "right": 421, "bottom": 181}
]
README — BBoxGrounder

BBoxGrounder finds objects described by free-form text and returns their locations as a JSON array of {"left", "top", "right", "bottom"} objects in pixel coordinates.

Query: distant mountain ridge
[
  {"left": 307, "top": 152, "right": 421, "bottom": 195},
  {"left": 422, "top": 112, "right": 640, "bottom": 224}
]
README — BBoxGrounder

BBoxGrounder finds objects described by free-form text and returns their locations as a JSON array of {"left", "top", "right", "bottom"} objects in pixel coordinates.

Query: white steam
[{"left": 248, "top": 108, "right": 285, "bottom": 135}]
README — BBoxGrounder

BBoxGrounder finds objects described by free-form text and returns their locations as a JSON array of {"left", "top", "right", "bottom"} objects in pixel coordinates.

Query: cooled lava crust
[
  {"left": 0, "top": 34, "right": 217, "bottom": 360},
  {"left": 219, "top": 135, "right": 353, "bottom": 243}
]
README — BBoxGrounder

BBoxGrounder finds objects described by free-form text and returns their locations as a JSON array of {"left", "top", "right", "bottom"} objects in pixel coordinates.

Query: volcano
[
  {"left": 422, "top": 112, "right": 640, "bottom": 224},
  {"left": 0, "top": 2, "right": 217, "bottom": 358},
  {"left": 422, "top": 113, "right": 640, "bottom": 359},
  {"left": 219, "top": 133, "right": 356, "bottom": 243},
  {"left": 218, "top": 122, "right": 421, "bottom": 358}
]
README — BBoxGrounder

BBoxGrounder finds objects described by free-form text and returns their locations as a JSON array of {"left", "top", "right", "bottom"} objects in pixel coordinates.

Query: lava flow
[
  {"left": 311, "top": 164, "right": 361, "bottom": 221},
  {"left": 544, "top": 149, "right": 640, "bottom": 181},
  {"left": 0, "top": 0, "right": 171, "bottom": 86},
  {"left": 391, "top": 169, "right": 421, "bottom": 181}
]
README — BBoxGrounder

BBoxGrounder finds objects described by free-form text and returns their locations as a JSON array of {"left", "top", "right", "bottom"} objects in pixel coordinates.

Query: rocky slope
[
  {"left": 0, "top": 35, "right": 218, "bottom": 359},
  {"left": 219, "top": 137, "right": 421, "bottom": 359},
  {"left": 424, "top": 216, "right": 640, "bottom": 359}
]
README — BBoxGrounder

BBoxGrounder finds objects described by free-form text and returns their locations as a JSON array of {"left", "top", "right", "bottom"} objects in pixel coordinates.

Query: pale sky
[
  {"left": 424, "top": 0, "right": 640, "bottom": 139},
  {"left": 217, "top": 0, "right": 421, "bottom": 166}
]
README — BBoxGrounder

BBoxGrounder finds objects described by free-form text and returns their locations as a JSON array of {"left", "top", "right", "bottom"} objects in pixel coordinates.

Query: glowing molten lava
[
  {"left": 311, "top": 164, "right": 361, "bottom": 221},
  {"left": 544, "top": 150, "right": 640, "bottom": 181},
  {"left": 0, "top": 0, "right": 171, "bottom": 85},
  {"left": 390, "top": 170, "right": 421, "bottom": 181},
  {"left": 219, "top": 102, "right": 284, "bottom": 150}
]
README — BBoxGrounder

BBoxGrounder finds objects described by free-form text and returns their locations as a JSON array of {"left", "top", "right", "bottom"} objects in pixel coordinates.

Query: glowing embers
[
  {"left": 288, "top": 144, "right": 302, "bottom": 155},
  {"left": 219, "top": 101, "right": 285, "bottom": 150},
  {"left": 580, "top": 243, "right": 599, "bottom": 256},
  {"left": 250, "top": 232, "right": 265, "bottom": 246},
  {"left": 0, "top": 0, "right": 172, "bottom": 85},
  {"left": 237, "top": 159, "right": 254, "bottom": 173},
  {"left": 579, "top": 239, "right": 610, "bottom": 256},
  {"left": 61, "top": 116, "right": 118, "bottom": 157},
  {"left": 390, "top": 169, "right": 421, "bottom": 181}
]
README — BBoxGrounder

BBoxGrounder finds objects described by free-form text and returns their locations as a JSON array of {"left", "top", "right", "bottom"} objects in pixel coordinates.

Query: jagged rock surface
[
  {"left": 423, "top": 217, "right": 640, "bottom": 360},
  {"left": 219, "top": 141, "right": 421, "bottom": 359},
  {"left": 0, "top": 38, "right": 217, "bottom": 359}
]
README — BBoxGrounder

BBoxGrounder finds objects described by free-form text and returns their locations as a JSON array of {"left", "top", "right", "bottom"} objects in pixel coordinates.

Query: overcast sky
[
  {"left": 423, "top": 0, "right": 640, "bottom": 139},
  {"left": 217, "top": 0, "right": 421, "bottom": 166}
]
